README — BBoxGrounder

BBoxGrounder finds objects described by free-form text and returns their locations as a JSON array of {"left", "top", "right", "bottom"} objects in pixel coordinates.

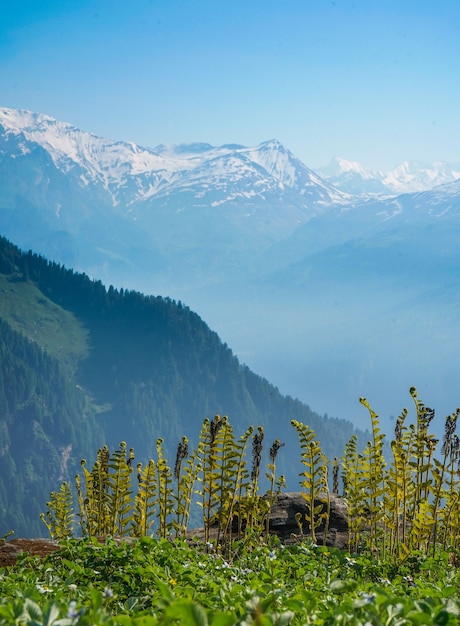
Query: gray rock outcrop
[{"left": 268, "top": 492, "right": 348, "bottom": 548}]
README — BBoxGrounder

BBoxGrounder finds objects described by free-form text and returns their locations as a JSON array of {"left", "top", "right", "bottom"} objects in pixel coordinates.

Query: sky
[{"left": 1, "top": 0, "right": 460, "bottom": 171}]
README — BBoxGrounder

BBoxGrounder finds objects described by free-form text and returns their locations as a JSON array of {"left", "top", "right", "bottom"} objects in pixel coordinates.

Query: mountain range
[
  {"left": 318, "top": 156, "right": 460, "bottom": 196},
  {"left": 1, "top": 106, "right": 460, "bottom": 434}
]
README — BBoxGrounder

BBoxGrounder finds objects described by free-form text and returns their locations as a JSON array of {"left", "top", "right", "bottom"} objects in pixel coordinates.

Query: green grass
[
  {"left": 1, "top": 537, "right": 459, "bottom": 625},
  {"left": 0, "top": 274, "right": 89, "bottom": 372}
]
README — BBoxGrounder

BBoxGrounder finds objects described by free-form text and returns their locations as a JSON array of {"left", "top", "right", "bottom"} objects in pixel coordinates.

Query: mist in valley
[{"left": 135, "top": 254, "right": 460, "bottom": 443}]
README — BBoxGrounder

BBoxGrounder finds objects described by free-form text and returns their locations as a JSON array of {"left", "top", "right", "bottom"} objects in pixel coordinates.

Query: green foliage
[
  {"left": 39, "top": 482, "right": 73, "bottom": 540},
  {"left": 358, "top": 397, "right": 386, "bottom": 557},
  {"left": 15, "top": 386, "right": 460, "bottom": 624},
  {"left": 291, "top": 420, "right": 328, "bottom": 545},
  {"left": 196, "top": 415, "right": 223, "bottom": 544},
  {"left": 1, "top": 537, "right": 460, "bottom": 625},
  {"left": 42, "top": 416, "right": 287, "bottom": 556},
  {"left": 265, "top": 438, "right": 285, "bottom": 540},
  {"left": 40, "top": 387, "right": 460, "bottom": 567},
  {"left": 155, "top": 438, "right": 174, "bottom": 539},
  {"left": 341, "top": 434, "right": 367, "bottom": 552},
  {"left": 194, "top": 416, "right": 269, "bottom": 549},
  {"left": 107, "top": 442, "right": 134, "bottom": 536},
  {"left": 173, "top": 438, "right": 201, "bottom": 539},
  {"left": 133, "top": 459, "right": 157, "bottom": 538}
]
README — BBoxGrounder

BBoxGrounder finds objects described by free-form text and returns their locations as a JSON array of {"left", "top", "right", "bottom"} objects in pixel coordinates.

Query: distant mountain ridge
[
  {"left": 0, "top": 106, "right": 351, "bottom": 291},
  {"left": 318, "top": 156, "right": 460, "bottom": 196},
  {"left": 0, "top": 107, "right": 346, "bottom": 214}
]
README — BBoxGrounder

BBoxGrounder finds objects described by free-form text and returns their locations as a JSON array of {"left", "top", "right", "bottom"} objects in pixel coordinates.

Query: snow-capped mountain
[
  {"left": 382, "top": 160, "right": 460, "bottom": 194},
  {"left": 318, "top": 156, "right": 460, "bottom": 196},
  {"left": 0, "top": 107, "right": 346, "bottom": 220},
  {"left": 0, "top": 106, "right": 352, "bottom": 289}
]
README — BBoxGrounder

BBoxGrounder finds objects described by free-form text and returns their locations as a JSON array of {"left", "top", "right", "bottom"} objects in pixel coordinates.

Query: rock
[
  {"left": 268, "top": 492, "right": 349, "bottom": 548},
  {"left": 188, "top": 492, "right": 349, "bottom": 549},
  {"left": 0, "top": 536, "right": 135, "bottom": 567},
  {"left": 0, "top": 538, "right": 60, "bottom": 567}
]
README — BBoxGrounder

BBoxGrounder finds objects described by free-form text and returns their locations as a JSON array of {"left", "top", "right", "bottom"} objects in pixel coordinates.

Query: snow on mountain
[
  {"left": 0, "top": 107, "right": 174, "bottom": 205},
  {"left": 316, "top": 157, "right": 389, "bottom": 196},
  {"left": 0, "top": 106, "right": 355, "bottom": 288},
  {"left": 139, "top": 138, "right": 350, "bottom": 214},
  {"left": 0, "top": 108, "right": 347, "bottom": 214},
  {"left": 318, "top": 156, "right": 379, "bottom": 180},
  {"left": 246, "top": 140, "right": 346, "bottom": 204},
  {"left": 317, "top": 155, "right": 460, "bottom": 197},
  {"left": 383, "top": 161, "right": 460, "bottom": 194}
]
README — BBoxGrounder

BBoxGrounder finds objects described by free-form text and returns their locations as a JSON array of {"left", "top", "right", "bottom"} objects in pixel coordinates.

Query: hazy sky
[{"left": 2, "top": 0, "right": 459, "bottom": 171}]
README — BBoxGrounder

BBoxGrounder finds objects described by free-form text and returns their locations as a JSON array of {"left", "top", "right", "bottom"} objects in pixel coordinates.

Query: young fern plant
[
  {"left": 75, "top": 459, "right": 93, "bottom": 537},
  {"left": 359, "top": 397, "right": 387, "bottom": 558},
  {"left": 40, "top": 481, "right": 74, "bottom": 539},
  {"left": 429, "top": 410, "right": 459, "bottom": 553},
  {"left": 172, "top": 436, "right": 196, "bottom": 539},
  {"left": 215, "top": 421, "right": 254, "bottom": 546},
  {"left": 132, "top": 459, "right": 157, "bottom": 537},
  {"left": 264, "top": 438, "right": 285, "bottom": 540},
  {"left": 341, "top": 434, "right": 367, "bottom": 553},
  {"left": 221, "top": 424, "right": 253, "bottom": 544},
  {"left": 291, "top": 419, "right": 328, "bottom": 545},
  {"left": 196, "top": 415, "right": 254, "bottom": 546},
  {"left": 196, "top": 415, "right": 222, "bottom": 544},
  {"left": 93, "top": 445, "right": 111, "bottom": 535},
  {"left": 155, "top": 438, "right": 174, "bottom": 539},
  {"left": 321, "top": 463, "right": 331, "bottom": 543},
  {"left": 107, "top": 441, "right": 134, "bottom": 536},
  {"left": 243, "top": 426, "right": 270, "bottom": 537},
  {"left": 332, "top": 457, "right": 340, "bottom": 495},
  {"left": 386, "top": 409, "right": 415, "bottom": 557},
  {"left": 213, "top": 416, "right": 238, "bottom": 544},
  {"left": 439, "top": 433, "right": 460, "bottom": 553},
  {"left": 76, "top": 449, "right": 111, "bottom": 537},
  {"left": 407, "top": 388, "right": 437, "bottom": 551}
]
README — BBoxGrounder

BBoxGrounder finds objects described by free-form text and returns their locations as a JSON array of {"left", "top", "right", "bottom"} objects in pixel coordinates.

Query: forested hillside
[{"left": 0, "top": 236, "right": 367, "bottom": 536}]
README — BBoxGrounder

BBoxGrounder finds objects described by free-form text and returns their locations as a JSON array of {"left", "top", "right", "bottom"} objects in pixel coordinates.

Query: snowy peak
[
  {"left": 248, "top": 139, "right": 308, "bottom": 186},
  {"left": 317, "top": 157, "right": 388, "bottom": 196},
  {"left": 383, "top": 160, "right": 460, "bottom": 194},
  {"left": 0, "top": 106, "right": 167, "bottom": 193},
  {"left": 319, "top": 156, "right": 381, "bottom": 180},
  {"left": 318, "top": 155, "right": 460, "bottom": 196}
]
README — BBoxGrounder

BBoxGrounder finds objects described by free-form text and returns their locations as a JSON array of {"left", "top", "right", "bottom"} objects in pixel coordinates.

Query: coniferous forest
[{"left": 0, "top": 235, "right": 367, "bottom": 536}]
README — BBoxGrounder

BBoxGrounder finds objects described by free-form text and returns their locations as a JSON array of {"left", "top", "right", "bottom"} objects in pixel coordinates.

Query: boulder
[
  {"left": 189, "top": 492, "right": 349, "bottom": 549},
  {"left": 268, "top": 492, "right": 349, "bottom": 548}
]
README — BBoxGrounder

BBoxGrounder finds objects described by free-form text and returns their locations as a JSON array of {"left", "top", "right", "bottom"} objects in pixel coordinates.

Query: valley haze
[{"left": 1, "top": 107, "right": 460, "bottom": 436}]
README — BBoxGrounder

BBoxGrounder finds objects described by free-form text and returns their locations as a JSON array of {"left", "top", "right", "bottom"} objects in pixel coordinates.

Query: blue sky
[{"left": 2, "top": 0, "right": 459, "bottom": 170}]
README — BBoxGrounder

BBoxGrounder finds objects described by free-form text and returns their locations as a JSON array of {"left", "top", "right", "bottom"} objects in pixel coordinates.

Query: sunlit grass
[{"left": 0, "top": 274, "right": 89, "bottom": 372}]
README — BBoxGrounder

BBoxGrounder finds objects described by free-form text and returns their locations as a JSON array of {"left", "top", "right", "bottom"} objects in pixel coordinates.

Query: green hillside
[{"left": 0, "top": 235, "right": 367, "bottom": 536}]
